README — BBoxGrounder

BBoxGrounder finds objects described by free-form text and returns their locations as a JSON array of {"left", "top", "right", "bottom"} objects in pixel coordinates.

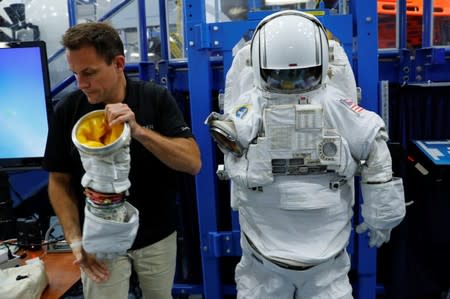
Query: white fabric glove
[
  {"left": 355, "top": 222, "right": 391, "bottom": 248},
  {"left": 360, "top": 178, "right": 406, "bottom": 229},
  {"left": 357, "top": 177, "right": 405, "bottom": 248}
]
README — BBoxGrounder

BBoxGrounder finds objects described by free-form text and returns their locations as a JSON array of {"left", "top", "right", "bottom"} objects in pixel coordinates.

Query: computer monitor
[{"left": 0, "top": 40, "right": 52, "bottom": 170}]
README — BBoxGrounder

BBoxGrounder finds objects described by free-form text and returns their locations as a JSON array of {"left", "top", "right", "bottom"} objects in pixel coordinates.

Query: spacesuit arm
[
  {"left": 205, "top": 89, "right": 263, "bottom": 156},
  {"left": 356, "top": 134, "right": 406, "bottom": 247},
  {"left": 223, "top": 43, "right": 254, "bottom": 113},
  {"left": 360, "top": 130, "right": 392, "bottom": 183}
]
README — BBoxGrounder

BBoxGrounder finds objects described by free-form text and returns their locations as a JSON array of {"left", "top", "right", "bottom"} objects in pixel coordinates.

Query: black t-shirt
[{"left": 43, "top": 78, "right": 194, "bottom": 249}]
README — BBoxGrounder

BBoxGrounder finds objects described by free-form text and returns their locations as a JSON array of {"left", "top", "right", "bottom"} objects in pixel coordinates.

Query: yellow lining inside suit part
[{"left": 76, "top": 113, "right": 124, "bottom": 147}]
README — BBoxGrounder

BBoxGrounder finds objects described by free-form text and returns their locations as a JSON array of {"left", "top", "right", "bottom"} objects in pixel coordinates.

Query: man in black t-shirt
[{"left": 43, "top": 22, "right": 201, "bottom": 299}]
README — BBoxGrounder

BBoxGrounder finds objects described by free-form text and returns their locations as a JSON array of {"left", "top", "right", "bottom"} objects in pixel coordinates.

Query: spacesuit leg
[
  {"left": 235, "top": 237, "right": 295, "bottom": 299},
  {"left": 237, "top": 234, "right": 353, "bottom": 299},
  {"left": 296, "top": 250, "right": 353, "bottom": 299}
]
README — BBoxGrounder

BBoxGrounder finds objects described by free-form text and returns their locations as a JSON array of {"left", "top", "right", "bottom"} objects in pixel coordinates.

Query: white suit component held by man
[
  {"left": 206, "top": 10, "right": 406, "bottom": 299},
  {"left": 72, "top": 110, "right": 139, "bottom": 259}
]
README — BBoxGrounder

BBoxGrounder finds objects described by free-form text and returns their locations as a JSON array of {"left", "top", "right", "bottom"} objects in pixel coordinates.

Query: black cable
[
  {"left": 3, "top": 242, "right": 14, "bottom": 259},
  {"left": 2, "top": 238, "right": 65, "bottom": 248}
]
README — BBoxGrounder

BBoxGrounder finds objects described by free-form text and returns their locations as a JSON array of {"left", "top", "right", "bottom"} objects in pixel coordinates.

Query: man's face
[{"left": 66, "top": 45, "right": 123, "bottom": 104}]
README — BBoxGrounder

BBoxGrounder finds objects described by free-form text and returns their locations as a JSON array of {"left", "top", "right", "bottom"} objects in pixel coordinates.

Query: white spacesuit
[
  {"left": 72, "top": 110, "right": 139, "bottom": 259},
  {"left": 206, "top": 10, "right": 406, "bottom": 298}
]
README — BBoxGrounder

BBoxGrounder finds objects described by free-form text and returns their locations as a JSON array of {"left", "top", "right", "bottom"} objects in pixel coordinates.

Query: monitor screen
[{"left": 0, "top": 41, "right": 52, "bottom": 170}]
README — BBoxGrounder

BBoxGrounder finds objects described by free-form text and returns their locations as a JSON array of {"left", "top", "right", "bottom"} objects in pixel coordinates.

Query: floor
[{"left": 61, "top": 280, "right": 204, "bottom": 299}]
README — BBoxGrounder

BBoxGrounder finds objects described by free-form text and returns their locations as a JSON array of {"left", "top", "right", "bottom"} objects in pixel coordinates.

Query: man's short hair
[{"left": 62, "top": 22, "right": 124, "bottom": 65}]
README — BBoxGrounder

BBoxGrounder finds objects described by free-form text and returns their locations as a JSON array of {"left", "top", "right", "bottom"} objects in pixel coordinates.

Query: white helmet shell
[{"left": 250, "top": 10, "right": 329, "bottom": 94}]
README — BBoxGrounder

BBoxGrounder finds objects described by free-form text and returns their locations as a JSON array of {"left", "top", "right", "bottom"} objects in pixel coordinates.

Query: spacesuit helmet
[{"left": 250, "top": 10, "right": 329, "bottom": 94}]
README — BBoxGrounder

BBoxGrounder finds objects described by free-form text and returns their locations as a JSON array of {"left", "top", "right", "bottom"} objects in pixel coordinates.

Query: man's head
[
  {"left": 62, "top": 22, "right": 124, "bottom": 65},
  {"left": 62, "top": 22, "right": 126, "bottom": 105},
  {"left": 250, "top": 10, "right": 329, "bottom": 94}
]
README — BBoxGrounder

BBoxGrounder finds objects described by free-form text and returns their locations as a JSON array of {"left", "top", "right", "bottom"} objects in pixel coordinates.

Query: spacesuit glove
[
  {"left": 72, "top": 245, "right": 110, "bottom": 283},
  {"left": 355, "top": 222, "right": 391, "bottom": 248},
  {"left": 204, "top": 111, "right": 227, "bottom": 124}
]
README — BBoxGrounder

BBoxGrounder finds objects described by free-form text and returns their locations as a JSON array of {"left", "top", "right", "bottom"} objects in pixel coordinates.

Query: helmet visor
[{"left": 260, "top": 65, "right": 322, "bottom": 93}]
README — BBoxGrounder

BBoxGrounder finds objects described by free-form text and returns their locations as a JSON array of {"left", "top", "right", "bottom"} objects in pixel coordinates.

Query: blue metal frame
[
  {"left": 379, "top": 0, "right": 450, "bottom": 84},
  {"left": 184, "top": 1, "right": 222, "bottom": 297},
  {"left": 52, "top": 0, "right": 152, "bottom": 95},
  {"left": 136, "top": 0, "right": 152, "bottom": 81},
  {"left": 50, "top": 0, "right": 135, "bottom": 66},
  {"left": 398, "top": 0, "right": 407, "bottom": 49},
  {"left": 422, "top": 0, "right": 432, "bottom": 48},
  {"left": 350, "top": 2, "right": 379, "bottom": 298},
  {"left": 67, "top": 0, "right": 77, "bottom": 27},
  {"left": 158, "top": 0, "right": 169, "bottom": 61}
]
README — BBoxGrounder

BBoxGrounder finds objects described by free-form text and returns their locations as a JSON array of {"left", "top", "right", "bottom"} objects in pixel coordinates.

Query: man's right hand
[{"left": 72, "top": 246, "right": 110, "bottom": 283}]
